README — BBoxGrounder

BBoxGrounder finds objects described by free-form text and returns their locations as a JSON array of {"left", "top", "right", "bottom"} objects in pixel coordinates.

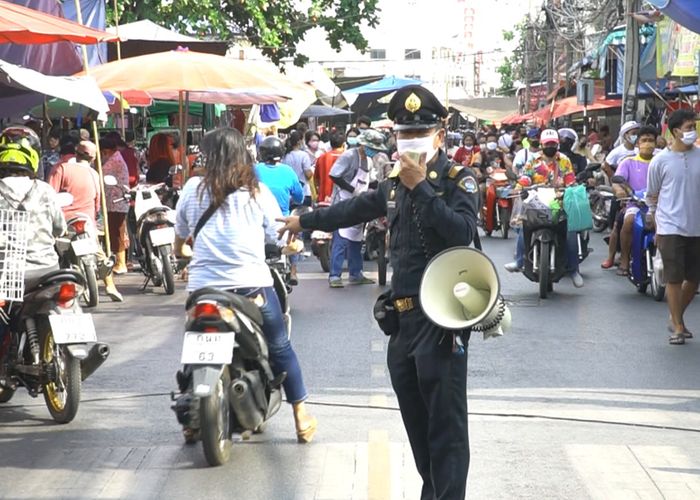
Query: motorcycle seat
[
  {"left": 265, "top": 244, "right": 281, "bottom": 260},
  {"left": 25, "top": 269, "right": 85, "bottom": 294},
  {"left": 186, "top": 287, "right": 264, "bottom": 326}
]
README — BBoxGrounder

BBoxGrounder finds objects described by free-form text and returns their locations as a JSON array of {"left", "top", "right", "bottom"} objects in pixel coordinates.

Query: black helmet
[{"left": 259, "top": 136, "right": 285, "bottom": 164}]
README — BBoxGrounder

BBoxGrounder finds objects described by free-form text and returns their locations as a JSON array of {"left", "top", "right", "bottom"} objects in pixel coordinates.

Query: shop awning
[
  {"left": 449, "top": 97, "right": 518, "bottom": 123},
  {"left": 649, "top": 0, "right": 700, "bottom": 34},
  {"left": 549, "top": 95, "right": 622, "bottom": 119}
]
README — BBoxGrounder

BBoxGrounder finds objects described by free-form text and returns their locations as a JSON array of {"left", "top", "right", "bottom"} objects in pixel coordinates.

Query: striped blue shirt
[{"left": 175, "top": 176, "right": 283, "bottom": 291}]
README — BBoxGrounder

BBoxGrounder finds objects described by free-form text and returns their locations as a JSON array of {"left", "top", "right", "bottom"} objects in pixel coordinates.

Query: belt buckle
[{"left": 394, "top": 297, "right": 414, "bottom": 313}]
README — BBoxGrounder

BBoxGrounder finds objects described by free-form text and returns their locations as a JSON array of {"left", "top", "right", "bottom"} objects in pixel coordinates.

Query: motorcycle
[
  {"left": 520, "top": 186, "right": 590, "bottom": 299},
  {"left": 55, "top": 215, "right": 103, "bottom": 308},
  {"left": 0, "top": 200, "right": 109, "bottom": 421},
  {"left": 611, "top": 177, "right": 666, "bottom": 301},
  {"left": 171, "top": 278, "right": 288, "bottom": 466},
  {"left": 578, "top": 163, "right": 615, "bottom": 233},
  {"left": 482, "top": 167, "right": 515, "bottom": 239},
  {"left": 309, "top": 202, "right": 332, "bottom": 273},
  {"left": 364, "top": 217, "right": 389, "bottom": 286},
  {"left": 108, "top": 176, "right": 178, "bottom": 295}
]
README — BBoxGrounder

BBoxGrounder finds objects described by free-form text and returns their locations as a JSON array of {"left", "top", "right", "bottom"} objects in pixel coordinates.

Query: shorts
[{"left": 656, "top": 235, "right": 700, "bottom": 284}]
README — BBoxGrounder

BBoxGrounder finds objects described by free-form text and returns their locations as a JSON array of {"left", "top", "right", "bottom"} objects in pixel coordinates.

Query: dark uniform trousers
[
  {"left": 389, "top": 307, "right": 469, "bottom": 500},
  {"left": 299, "top": 151, "right": 479, "bottom": 500}
]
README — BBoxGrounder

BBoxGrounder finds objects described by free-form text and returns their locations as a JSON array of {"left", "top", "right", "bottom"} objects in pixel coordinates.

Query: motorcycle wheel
[
  {"left": 81, "top": 261, "right": 99, "bottom": 308},
  {"left": 41, "top": 325, "right": 81, "bottom": 424},
  {"left": 159, "top": 246, "right": 175, "bottom": 295},
  {"left": 539, "top": 241, "right": 551, "bottom": 299},
  {"left": 592, "top": 200, "right": 607, "bottom": 232},
  {"left": 499, "top": 207, "right": 510, "bottom": 239},
  {"left": 0, "top": 386, "right": 15, "bottom": 403},
  {"left": 650, "top": 249, "right": 665, "bottom": 302},
  {"left": 200, "top": 369, "right": 232, "bottom": 466},
  {"left": 318, "top": 243, "right": 330, "bottom": 273},
  {"left": 377, "top": 236, "right": 387, "bottom": 286}
]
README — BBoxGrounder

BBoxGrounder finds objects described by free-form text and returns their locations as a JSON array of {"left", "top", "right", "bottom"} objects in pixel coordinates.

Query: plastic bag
[
  {"left": 510, "top": 196, "right": 524, "bottom": 229},
  {"left": 563, "top": 185, "right": 593, "bottom": 232}
]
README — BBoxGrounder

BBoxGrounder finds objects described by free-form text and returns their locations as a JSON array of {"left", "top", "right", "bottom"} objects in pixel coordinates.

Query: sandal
[
  {"left": 616, "top": 268, "right": 629, "bottom": 276},
  {"left": 601, "top": 259, "right": 614, "bottom": 269},
  {"left": 667, "top": 322, "right": 693, "bottom": 339},
  {"left": 669, "top": 334, "right": 686, "bottom": 345}
]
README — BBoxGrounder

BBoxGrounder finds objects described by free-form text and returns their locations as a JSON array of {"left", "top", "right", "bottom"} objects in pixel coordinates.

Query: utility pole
[
  {"left": 523, "top": 21, "right": 532, "bottom": 113},
  {"left": 545, "top": 2, "right": 554, "bottom": 96},
  {"left": 622, "top": 0, "right": 641, "bottom": 124}
]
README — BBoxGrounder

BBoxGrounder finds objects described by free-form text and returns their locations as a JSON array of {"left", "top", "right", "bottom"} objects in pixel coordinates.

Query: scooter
[
  {"left": 0, "top": 198, "right": 109, "bottom": 422},
  {"left": 611, "top": 177, "right": 665, "bottom": 301},
  {"left": 579, "top": 163, "right": 616, "bottom": 233},
  {"left": 309, "top": 202, "right": 332, "bottom": 273},
  {"left": 109, "top": 176, "right": 178, "bottom": 295},
  {"left": 171, "top": 282, "right": 287, "bottom": 466},
  {"left": 482, "top": 167, "right": 515, "bottom": 239},
  {"left": 520, "top": 186, "right": 590, "bottom": 299},
  {"left": 55, "top": 214, "right": 104, "bottom": 308}
]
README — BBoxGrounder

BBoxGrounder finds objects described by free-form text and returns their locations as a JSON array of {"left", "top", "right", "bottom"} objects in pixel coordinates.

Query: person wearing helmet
[
  {"left": 603, "top": 120, "right": 640, "bottom": 179},
  {"left": 504, "top": 129, "right": 584, "bottom": 287},
  {"left": 48, "top": 141, "right": 123, "bottom": 302},
  {"left": 558, "top": 128, "right": 587, "bottom": 175},
  {"left": 0, "top": 126, "right": 66, "bottom": 273},
  {"left": 325, "top": 128, "right": 389, "bottom": 288},
  {"left": 255, "top": 136, "right": 304, "bottom": 284}
]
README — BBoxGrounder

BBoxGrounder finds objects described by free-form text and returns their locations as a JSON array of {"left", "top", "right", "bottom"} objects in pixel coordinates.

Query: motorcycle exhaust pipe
[
  {"left": 81, "top": 342, "right": 110, "bottom": 381},
  {"left": 229, "top": 378, "right": 265, "bottom": 431}
]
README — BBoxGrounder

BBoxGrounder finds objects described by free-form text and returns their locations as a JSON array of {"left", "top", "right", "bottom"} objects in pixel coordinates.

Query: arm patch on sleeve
[{"left": 458, "top": 176, "right": 478, "bottom": 193}]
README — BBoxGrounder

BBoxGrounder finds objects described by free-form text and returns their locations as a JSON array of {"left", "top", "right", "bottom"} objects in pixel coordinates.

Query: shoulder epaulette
[{"left": 447, "top": 164, "right": 465, "bottom": 179}]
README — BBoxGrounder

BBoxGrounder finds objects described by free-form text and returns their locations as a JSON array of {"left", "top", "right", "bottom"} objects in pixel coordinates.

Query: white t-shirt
[
  {"left": 605, "top": 144, "right": 636, "bottom": 167},
  {"left": 175, "top": 177, "right": 283, "bottom": 291},
  {"left": 646, "top": 146, "right": 700, "bottom": 236}
]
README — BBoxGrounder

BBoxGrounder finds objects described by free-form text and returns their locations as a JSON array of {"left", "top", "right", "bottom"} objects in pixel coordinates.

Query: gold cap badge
[{"left": 404, "top": 93, "right": 421, "bottom": 113}]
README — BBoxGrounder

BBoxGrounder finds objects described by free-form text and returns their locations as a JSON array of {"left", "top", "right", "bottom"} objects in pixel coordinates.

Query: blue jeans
[
  {"left": 516, "top": 230, "right": 580, "bottom": 273},
  {"left": 330, "top": 231, "right": 363, "bottom": 280},
  {"left": 231, "top": 286, "right": 308, "bottom": 404}
]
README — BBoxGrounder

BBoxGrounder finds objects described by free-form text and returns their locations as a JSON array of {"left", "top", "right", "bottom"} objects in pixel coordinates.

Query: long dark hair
[
  {"left": 198, "top": 128, "right": 258, "bottom": 206},
  {"left": 285, "top": 130, "right": 303, "bottom": 155}
]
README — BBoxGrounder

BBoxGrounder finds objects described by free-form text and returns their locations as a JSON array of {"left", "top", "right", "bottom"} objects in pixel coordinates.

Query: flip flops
[
  {"left": 669, "top": 334, "right": 686, "bottom": 345},
  {"left": 601, "top": 259, "right": 614, "bottom": 269},
  {"left": 616, "top": 267, "right": 629, "bottom": 276}
]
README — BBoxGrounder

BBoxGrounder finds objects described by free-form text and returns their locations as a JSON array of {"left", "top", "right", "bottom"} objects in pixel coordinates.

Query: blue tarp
[
  {"left": 649, "top": 0, "right": 700, "bottom": 34},
  {"left": 62, "top": 0, "right": 107, "bottom": 67},
  {"left": 344, "top": 76, "right": 422, "bottom": 95}
]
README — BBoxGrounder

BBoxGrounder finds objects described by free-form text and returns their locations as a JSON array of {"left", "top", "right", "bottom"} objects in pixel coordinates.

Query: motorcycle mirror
[
  {"left": 103, "top": 175, "right": 118, "bottom": 186},
  {"left": 55, "top": 192, "right": 74, "bottom": 208}
]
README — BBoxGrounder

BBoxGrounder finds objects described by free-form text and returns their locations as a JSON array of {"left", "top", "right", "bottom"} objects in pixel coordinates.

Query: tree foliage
[{"left": 107, "top": 0, "right": 381, "bottom": 67}]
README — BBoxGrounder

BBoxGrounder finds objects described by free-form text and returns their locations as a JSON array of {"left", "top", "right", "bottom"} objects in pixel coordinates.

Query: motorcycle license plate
[
  {"left": 49, "top": 313, "right": 97, "bottom": 344},
  {"left": 181, "top": 331, "right": 235, "bottom": 364},
  {"left": 71, "top": 238, "right": 98, "bottom": 257},
  {"left": 149, "top": 227, "right": 175, "bottom": 247}
]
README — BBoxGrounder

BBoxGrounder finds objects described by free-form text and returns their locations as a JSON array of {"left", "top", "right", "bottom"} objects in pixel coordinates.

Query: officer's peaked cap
[{"left": 388, "top": 85, "right": 448, "bottom": 131}]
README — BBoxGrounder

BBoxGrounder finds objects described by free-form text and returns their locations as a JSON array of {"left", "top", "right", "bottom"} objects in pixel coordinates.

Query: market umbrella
[
  {"left": 0, "top": 0, "right": 118, "bottom": 45},
  {"left": 300, "top": 105, "right": 353, "bottom": 119}
]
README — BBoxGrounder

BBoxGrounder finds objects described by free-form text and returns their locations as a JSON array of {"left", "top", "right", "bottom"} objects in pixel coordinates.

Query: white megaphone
[{"left": 419, "top": 247, "right": 511, "bottom": 339}]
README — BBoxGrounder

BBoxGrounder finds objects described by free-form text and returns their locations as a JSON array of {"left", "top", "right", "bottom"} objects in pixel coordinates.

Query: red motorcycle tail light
[
  {"left": 72, "top": 220, "right": 87, "bottom": 234},
  {"left": 57, "top": 283, "right": 77, "bottom": 305},
  {"left": 193, "top": 303, "right": 220, "bottom": 319}
]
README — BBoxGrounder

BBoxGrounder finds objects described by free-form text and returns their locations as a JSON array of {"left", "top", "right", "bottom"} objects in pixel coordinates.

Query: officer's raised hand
[
  {"left": 398, "top": 152, "right": 428, "bottom": 190},
  {"left": 276, "top": 216, "right": 302, "bottom": 241}
]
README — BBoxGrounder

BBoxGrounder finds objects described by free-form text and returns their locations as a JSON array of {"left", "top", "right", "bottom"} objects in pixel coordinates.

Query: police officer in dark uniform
[{"left": 278, "top": 85, "right": 479, "bottom": 499}]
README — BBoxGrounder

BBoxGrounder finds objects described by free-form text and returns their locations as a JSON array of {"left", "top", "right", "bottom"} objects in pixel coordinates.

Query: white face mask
[
  {"left": 681, "top": 130, "right": 697, "bottom": 146},
  {"left": 486, "top": 141, "right": 498, "bottom": 151},
  {"left": 397, "top": 133, "right": 439, "bottom": 162}
]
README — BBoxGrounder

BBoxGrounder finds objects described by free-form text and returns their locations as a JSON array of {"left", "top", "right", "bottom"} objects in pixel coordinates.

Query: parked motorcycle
[
  {"left": 482, "top": 167, "right": 515, "bottom": 239},
  {"left": 578, "top": 163, "right": 615, "bottom": 233},
  {"left": 171, "top": 283, "right": 287, "bottom": 466},
  {"left": 0, "top": 200, "right": 109, "bottom": 421},
  {"left": 611, "top": 177, "right": 665, "bottom": 301},
  {"left": 309, "top": 202, "right": 332, "bottom": 273},
  {"left": 364, "top": 217, "right": 388, "bottom": 286},
  {"left": 520, "top": 186, "right": 590, "bottom": 299},
  {"left": 55, "top": 215, "right": 104, "bottom": 308},
  {"left": 109, "top": 176, "right": 178, "bottom": 295}
]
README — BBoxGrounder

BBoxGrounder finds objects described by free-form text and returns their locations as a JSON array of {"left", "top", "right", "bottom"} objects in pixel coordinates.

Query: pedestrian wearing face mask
[
  {"left": 453, "top": 131, "right": 481, "bottom": 168},
  {"left": 558, "top": 128, "right": 587, "bottom": 175},
  {"left": 345, "top": 128, "right": 360, "bottom": 148},
  {"left": 646, "top": 109, "right": 700, "bottom": 345},
  {"left": 305, "top": 130, "right": 323, "bottom": 163},
  {"left": 513, "top": 128, "right": 541, "bottom": 174},
  {"left": 325, "top": 129, "right": 389, "bottom": 287},
  {"left": 277, "top": 85, "right": 479, "bottom": 499},
  {"left": 603, "top": 121, "right": 640, "bottom": 179}
]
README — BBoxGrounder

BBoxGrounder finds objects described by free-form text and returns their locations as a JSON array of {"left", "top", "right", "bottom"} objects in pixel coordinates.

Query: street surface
[{"left": 2, "top": 231, "right": 700, "bottom": 500}]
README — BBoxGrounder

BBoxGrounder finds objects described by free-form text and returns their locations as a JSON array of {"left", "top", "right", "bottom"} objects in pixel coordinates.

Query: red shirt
[
  {"left": 453, "top": 146, "right": 480, "bottom": 166},
  {"left": 47, "top": 160, "right": 100, "bottom": 224},
  {"left": 314, "top": 148, "right": 344, "bottom": 202}
]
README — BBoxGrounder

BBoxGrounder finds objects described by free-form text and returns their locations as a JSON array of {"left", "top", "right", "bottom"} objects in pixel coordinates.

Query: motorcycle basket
[{"left": 0, "top": 209, "right": 29, "bottom": 302}]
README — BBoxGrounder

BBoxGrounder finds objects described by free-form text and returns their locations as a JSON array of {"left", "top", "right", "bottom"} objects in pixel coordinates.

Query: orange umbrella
[
  {"left": 78, "top": 48, "right": 311, "bottom": 104},
  {"left": 0, "top": 0, "right": 118, "bottom": 45}
]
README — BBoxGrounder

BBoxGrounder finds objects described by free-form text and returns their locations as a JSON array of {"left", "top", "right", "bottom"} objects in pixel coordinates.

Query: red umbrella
[{"left": 0, "top": 0, "right": 118, "bottom": 45}]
